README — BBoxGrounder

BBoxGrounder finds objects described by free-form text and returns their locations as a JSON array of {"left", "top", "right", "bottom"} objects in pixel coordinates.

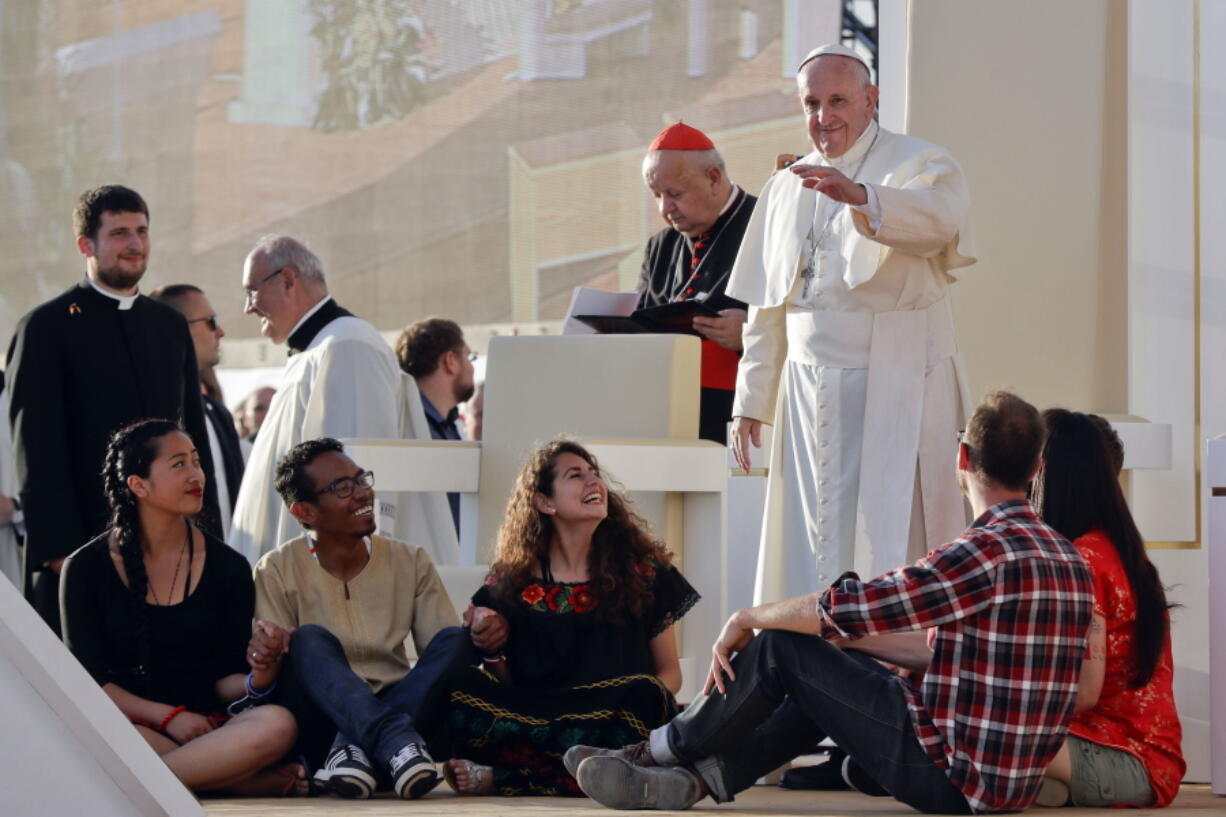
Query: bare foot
[
  {"left": 224, "top": 761, "right": 311, "bottom": 797},
  {"left": 444, "top": 758, "right": 494, "bottom": 795}
]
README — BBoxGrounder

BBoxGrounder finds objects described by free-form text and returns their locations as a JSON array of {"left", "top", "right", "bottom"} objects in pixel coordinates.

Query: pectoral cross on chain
[
  {"left": 800, "top": 248, "right": 834, "bottom": 300},
  {"left": 801, "top": 253, "right": 817, "bottom": 300}
]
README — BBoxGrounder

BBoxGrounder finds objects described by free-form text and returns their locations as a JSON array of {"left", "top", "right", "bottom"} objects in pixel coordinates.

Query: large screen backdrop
[{"left": 0, "top": 0, "right": 852, "bottom": 350}]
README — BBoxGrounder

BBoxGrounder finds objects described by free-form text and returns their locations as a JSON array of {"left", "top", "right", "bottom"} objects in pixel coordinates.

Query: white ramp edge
[{"left": 0, "top": 576, "right": 203, "bottom": 817}]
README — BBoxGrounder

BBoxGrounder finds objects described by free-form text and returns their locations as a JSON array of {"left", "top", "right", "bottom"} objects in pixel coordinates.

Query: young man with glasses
[{"left": 250, "top": 438, "right": 506, "bottom": 800}]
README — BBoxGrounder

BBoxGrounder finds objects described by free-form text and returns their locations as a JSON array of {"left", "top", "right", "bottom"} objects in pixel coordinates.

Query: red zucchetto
[{"left": 647, "top": 122, "right": 715, "bottom": 152}]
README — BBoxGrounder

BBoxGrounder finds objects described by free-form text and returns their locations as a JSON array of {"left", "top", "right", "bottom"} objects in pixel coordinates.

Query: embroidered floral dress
[
  {"left": 1068, "top": 531, "right": 1184, "bottom": 807},
  {"left": 447, "top": 560, "right": 699, "bottom": 795}
]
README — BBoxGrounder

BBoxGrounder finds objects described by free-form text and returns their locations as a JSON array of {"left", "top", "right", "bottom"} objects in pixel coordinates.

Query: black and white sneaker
[
  {"left": 389, "top": 742, "right": 439, "bottom": 800},
  {"left": 313, "top": 743, "right": 376, "bottom": 799}
]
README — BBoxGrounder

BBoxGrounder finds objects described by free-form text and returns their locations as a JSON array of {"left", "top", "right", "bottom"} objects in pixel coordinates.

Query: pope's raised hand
[{"left": 789, "top": 164, "right": 868, "bottom": 206}]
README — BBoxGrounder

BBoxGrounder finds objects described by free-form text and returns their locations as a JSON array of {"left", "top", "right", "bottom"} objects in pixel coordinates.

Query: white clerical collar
[
  {"left": 88, "top": 277, "right": 139, "bottom": 310},
  {"left": 819, "top": 119, "right": 880, "bottom": 169},
  {"left": 718, "top": 185, "right": 740, "bottom": 217},
  {"left": 284, "top": 295, "right": 333, "bottom": 344}
]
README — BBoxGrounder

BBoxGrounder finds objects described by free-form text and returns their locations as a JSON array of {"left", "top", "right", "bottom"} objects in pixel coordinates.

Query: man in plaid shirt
[{"left": 570, "top": 390, "right": 1094, "bottom": 813}]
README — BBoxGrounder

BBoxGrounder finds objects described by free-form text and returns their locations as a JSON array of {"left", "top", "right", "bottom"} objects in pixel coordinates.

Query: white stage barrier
[
  {"left": 1207, "top": 439, "right": 1226, "bottom": 794},
  {"left": 0, "top": 574, "right": 202, "bottom": 816}
]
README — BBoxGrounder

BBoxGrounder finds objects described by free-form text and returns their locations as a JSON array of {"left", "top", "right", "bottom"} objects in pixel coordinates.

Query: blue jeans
[
  {"left": 661, "top": 630, "right": 971, "bottom": 814},
  {"left": 284, "top": 624, "right": 475, "bottom": 771}
]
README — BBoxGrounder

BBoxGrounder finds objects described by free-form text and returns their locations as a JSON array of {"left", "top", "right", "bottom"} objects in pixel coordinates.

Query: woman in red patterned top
[{"left": 1032, "top": 410, "right": 1185, "bottom": 807}]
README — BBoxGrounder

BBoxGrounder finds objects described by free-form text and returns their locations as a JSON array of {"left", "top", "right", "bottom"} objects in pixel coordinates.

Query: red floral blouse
[{"left": 1068, "top": 531, "right": 1185, "bottom": 807}]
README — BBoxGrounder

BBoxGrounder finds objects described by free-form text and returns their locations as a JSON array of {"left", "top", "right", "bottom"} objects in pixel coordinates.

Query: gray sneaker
[
  {"left": 564, "top": 741, "right": 656, "bottom": 779},
  {"left": 576, "top": 755, "right": 706, "bottom": 810},
  {"left": 313, "top": 743, "right": 376, "bottom": 799}
]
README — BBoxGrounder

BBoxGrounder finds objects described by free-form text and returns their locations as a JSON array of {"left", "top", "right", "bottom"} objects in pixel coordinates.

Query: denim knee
[
  {"left": 289, "top": 623, "right": 346, "bottom": 668},
  {"left": 291, "top": 623, "right": 337, "bottom": 648}
]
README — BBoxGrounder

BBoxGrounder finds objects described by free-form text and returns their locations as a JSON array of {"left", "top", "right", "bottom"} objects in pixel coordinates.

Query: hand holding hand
[
  {"left": 691, "top": 309, "right": 748, "bottom": 351},
  {"left": 702, "top": 610, "right": 755, "bottom": 696},
  {"left": 789, "top": 164, "right": 868, "bottom": 206},
  {"left": 730, "top": 417, "right": 762, "bottom": 474},
  {"left": 164, "top": 709, "right": 213, "bottom": 744},
  {"left": 466, "top": 605, "right": 509, "bottom": 654},
  {"left": 247, "top": 620, "right": 289, "bottom": 671}
]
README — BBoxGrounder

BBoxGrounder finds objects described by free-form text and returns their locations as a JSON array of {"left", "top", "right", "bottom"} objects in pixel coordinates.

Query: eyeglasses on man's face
[
  {"left": 243, "top": 267, "right": 285, "bottom": 304},
  {"left": 187, "top": 314, "right": 219, "bottom": 332},
  {"left": 314, "top": 469, "right": 375, "bottom": 500}
]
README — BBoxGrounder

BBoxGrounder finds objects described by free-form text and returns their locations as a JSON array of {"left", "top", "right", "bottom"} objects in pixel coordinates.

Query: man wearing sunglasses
[
  {"left": 250, "top": 438, "right": 503, "bottom": 799},
  {"left": 151, "top": 284, "right": 245, "bottom": 535}
]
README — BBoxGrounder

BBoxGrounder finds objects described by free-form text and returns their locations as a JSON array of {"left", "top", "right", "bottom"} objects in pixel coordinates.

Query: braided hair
[{"left": 100, "top": 418, "right": 185, "bottom": 690}]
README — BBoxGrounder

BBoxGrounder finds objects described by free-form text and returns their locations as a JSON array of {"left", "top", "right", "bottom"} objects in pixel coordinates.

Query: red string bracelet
[{"left": 158, "top": 705, "right": 187, "bottom": 732}]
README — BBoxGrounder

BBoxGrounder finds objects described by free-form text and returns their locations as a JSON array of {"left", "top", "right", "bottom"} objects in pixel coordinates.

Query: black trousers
[{"left": 664, "top": 630, "right": 971, "bottom": 814}]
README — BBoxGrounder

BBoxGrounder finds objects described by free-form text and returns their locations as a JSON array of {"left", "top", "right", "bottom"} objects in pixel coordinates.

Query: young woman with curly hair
[
  {"left": 444, "top": 439, "right": 700, "bottom": 796},
  {"left": 59, "top": 419, "right": 306, "bottom": 796},
  {"left": 1032, "top": 410, "right": 1184, "bottom": 807}
]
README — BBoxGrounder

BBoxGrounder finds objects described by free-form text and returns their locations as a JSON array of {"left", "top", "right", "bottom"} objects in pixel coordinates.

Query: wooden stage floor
[{"left": 205, "top": 784, "right": 1220, "bottom": 816}]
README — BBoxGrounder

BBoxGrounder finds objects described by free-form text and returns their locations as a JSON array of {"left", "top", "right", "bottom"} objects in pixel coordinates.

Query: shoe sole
[
  {"left": 576, "top": 756, "right": 701, "bottom": 810},
  {"left": 313, "top": 768, "right": 375, "bottom": 800},
  {"left": 394, "top": 764, "right": 440, "bottom": 800},
  {"left": 563, "top": 746, "right": 598, "bottom": 779}
]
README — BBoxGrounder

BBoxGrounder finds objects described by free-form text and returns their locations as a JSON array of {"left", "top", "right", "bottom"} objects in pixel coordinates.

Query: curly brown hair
[{"left": 488, "top": 439, "right": 673, "bottom": 625}]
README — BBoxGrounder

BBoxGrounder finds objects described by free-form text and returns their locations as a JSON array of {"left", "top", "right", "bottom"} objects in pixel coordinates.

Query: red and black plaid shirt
[{"left": 817, "top": 500, "right": 1094, "bottom": 812}]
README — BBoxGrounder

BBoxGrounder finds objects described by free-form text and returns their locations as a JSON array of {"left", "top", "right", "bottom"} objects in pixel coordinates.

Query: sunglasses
[{"left": 187, "top": 314, "right": 219, "bottom": 332}]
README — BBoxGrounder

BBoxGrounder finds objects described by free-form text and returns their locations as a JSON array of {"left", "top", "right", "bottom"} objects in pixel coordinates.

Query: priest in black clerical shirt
[
  {"left": 637, "top": 123, "right": 755, "bottom": 444},
  {"left": 5, "top": 186, "right": 218, "bottom": 634}
]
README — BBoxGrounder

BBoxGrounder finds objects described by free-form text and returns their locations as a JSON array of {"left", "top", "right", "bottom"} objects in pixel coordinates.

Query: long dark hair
[
  {"left": 100, "top": 418, "right": 187, "bottom": 687},
  {"left": 1033, "top": 409, "right": 1171, "bottom": 687},
  {"left": 489, "top": 439, "right": 673, "bottom": 624}
]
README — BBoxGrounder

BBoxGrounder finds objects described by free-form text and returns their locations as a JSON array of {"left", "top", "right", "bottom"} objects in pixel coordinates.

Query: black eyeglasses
[
  {"left": 187, "top": 314, "right": 219, "bottom": 331},
  {"left": 243, "top": 268, "right": 285, "bottom": 303},
  {"left": 314, "top": 470, "right": 375, "bottom": 499}
]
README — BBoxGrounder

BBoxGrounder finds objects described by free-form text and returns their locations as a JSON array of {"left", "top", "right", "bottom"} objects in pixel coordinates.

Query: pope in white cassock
[
  {"left": 729, "top": 44, "right": 976, "bottom": 602},
  {"left": 229, "top": 235, "right": 458, "bottom": 565}
]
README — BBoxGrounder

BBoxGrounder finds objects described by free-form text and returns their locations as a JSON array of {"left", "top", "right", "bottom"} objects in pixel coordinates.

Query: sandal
[
  {"left": 443, "top": 759, "right": 494, "bottom": 795},
  {"left": 277, "top": 756, "right": 324, "bottom": 797}
]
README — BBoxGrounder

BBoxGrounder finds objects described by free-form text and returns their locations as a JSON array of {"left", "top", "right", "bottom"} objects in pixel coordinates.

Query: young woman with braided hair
[{"left": 60, "top": 419, "right": 307, "bottom": 796}]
